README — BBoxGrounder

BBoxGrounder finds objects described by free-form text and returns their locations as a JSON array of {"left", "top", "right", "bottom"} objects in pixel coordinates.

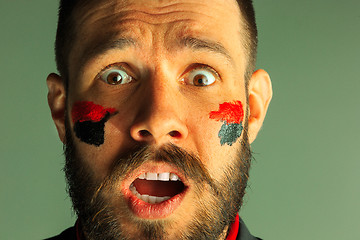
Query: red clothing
[
  {"left": 226, "top": 214, "right": 240, "bottom": 240},
  {"left": 47, "top": 214, "right": 261, "bottom": 240}
]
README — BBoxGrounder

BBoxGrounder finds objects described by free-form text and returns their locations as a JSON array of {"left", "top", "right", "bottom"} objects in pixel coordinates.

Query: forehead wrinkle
[
  {"left": 91, "top": 10, "right": 214, "bottom": 28},
  {"left": 73, "top": 3, "right": 216, "bottom": 63},
  {"left": 74, "top": 1, "right": 121, "bottom": 35},
  {"left": 75, "top": 0, "right": 221, "bottom": 32}
]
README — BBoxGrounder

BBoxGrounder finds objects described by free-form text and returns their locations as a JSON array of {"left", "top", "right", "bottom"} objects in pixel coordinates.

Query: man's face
[{"left": 49, "top": 0, "right": 269, "bottom": 239}]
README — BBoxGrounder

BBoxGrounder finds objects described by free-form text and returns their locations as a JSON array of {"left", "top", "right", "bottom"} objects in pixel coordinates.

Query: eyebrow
[
  {"left": 179, "top": 37, "right": 234, "bottom": 64},
  {"left": 78, "top": 37, "right": 136, "bottom": 71},
  {"left": 78, "top": 35, "right": 234, "bottom": 72},
  {"left": 94, "top": 37, "right": 136, "bottom": 54}
]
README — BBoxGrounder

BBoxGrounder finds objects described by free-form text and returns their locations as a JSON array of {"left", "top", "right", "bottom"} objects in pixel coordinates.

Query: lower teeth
[{"left": 130, "top": 183, "right": 171, "bottom": 204}]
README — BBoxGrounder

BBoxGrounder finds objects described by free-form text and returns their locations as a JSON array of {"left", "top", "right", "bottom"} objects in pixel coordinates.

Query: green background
[{"left": 1, "top": 0, "right": 359, "bottom": 239}]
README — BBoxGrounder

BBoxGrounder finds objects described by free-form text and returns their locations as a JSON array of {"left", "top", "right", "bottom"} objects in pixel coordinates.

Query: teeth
[
  {"left": 130, "top": 183, "right": 171, "bottom": 204},
  {"left": 137, "top": 172, "right": 181, "bottom": 181},
  {"left": 130, "top": 183, "right": 136, "bottom": 192},
  {"left": 170, "top": 173, "right": 179, "bottom": 181},
  {"left": 142, "top": 194, "right": 150, "bottom": 202},
  {"left": 158, "top": 172, "right": 170, "bottom": 181},
  {"left": 148, "top": 196, "right": 157, "bottom": 204},
  {"left": 155, "top": 196, "right": 170, "bottom": 203},
  {"left": 146, "top": 172, "right": 158, "bottom": 180}
]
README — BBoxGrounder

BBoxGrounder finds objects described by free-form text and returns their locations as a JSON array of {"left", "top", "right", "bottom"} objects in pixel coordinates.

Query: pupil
[
  {"left": 108, "top": 73, "right": 122, "bottom": 84},
  {"left": 195, "top": 75, "right": 206, "bottom": 85}
]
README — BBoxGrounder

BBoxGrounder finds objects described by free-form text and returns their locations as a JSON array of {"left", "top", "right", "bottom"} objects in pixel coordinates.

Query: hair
[
  {"left": 55, "top": 0, "right": 257, "bottom": 88},
  {"left": 236, "top": 0, "right": 258, "bottom": 86}
]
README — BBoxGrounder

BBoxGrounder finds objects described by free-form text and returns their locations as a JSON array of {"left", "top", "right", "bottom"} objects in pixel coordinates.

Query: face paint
[
  {"left": 71, "top": 101, "right": 117, "bottom": 146},
  {"left": 209, "top": 101, "right": 244, "bottom": 146}
]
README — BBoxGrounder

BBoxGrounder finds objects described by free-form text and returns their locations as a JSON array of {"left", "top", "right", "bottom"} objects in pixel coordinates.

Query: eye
[
  {"left": 100, "top": 66, "right": 133, "bottom": 85},
  {"left": 183, "top": 66, "right": 218, "bottom": 86}
]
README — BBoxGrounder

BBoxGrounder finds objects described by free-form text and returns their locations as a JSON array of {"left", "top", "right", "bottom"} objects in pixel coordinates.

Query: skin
[{"left": 47, "top": 0, "right": 272, "bottom": 239}]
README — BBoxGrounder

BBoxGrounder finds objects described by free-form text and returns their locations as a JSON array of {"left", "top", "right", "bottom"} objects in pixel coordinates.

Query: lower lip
[{"left": 123, "top": 187, "right": 188, "bottom": 219}]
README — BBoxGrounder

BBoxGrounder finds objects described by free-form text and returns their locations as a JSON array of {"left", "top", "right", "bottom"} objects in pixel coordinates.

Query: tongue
[{"left": 133, "top": 179, "right": 184, "bottom": 197}]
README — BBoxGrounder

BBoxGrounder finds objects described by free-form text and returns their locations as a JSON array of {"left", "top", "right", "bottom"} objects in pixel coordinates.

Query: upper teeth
[{"left": 138, "top": 172, "right": 180, "bottom": 181}]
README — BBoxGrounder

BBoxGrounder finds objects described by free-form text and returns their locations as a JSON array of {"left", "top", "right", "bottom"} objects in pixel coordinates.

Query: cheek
[
  {"left": 73, "top": 119, "right": 108, "bottom": 147},
  {"left": 71, "top": 101, "right": 117, "bottom": 146},
  {"left": 217, "top": 123, "right": 243, "bottom": 146},
  {"left": 209, "top": 100, "right": 244, "bottom": 146}
]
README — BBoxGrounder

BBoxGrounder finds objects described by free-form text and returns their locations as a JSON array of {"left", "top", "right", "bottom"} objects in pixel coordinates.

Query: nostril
[
  {"left": 139, "top": 130, "right": 152, "bottom": 138},
  {"left": 169, "top": 131, "right": 181, "bottom": 138}
]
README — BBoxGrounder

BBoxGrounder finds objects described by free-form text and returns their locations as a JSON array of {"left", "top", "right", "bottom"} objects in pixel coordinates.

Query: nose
[{"left": 129, "top": 83, "right": 188, "bottom": 145}]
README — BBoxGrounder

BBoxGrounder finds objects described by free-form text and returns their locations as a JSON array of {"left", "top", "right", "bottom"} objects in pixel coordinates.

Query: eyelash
[
  {"left": 96, "top": 63, "right": 130, "bottom": 78},
  {"left": 96, "top": 63, "right": 221, "bottom": 85},
  {"left": 187, "top": 64, "right": 220, "bottom": 78}
]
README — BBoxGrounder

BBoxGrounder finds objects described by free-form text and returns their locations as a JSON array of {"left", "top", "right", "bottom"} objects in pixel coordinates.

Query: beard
[{"left": 63, "top": 119, "right": 252, "bottom": 240}]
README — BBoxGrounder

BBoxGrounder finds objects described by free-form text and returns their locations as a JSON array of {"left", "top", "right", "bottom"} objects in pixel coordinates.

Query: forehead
[
  {"left": 74, "top": 0, "right": 242, "bottom": 30},
  {"left": 69, "top": 0, "right": 245, "bottom": 76}
]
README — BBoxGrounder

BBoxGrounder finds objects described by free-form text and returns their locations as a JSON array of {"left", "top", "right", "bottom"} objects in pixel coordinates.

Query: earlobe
[
  {"left": 47, "top": 73, "right": 66, "bottom": 143},
  {"left": 247, "top": 69, "right": 273, "bottom": 144}
]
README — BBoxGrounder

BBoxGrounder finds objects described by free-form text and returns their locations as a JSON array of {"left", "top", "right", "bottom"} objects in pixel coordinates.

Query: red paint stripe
[
  {"left": 209, "top": 101, "right": 244, "bottom": 124},
  {"left": 71, "top": 101, "right": 116, "bottom": 123}
]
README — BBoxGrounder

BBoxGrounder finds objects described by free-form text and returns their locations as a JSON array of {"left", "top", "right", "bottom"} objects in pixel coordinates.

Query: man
[{"left": 46, "top": 0, "right": 272, "bottom": 239}]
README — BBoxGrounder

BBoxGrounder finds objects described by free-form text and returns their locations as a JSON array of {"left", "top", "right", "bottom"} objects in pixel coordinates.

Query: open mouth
[
  {"left": 130, "top": 172, "right": 186, "bottom": 204},
  {"left": 122, "top": 163, "right": 190, "bottom": 219}
]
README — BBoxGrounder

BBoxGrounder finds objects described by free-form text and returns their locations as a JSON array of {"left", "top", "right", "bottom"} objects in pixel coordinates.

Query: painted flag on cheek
[
  {"left": 71, "top": 101, "right": 117, "bottom": 146},
  {"left": 209, "top": 101, "right": 244, "bottom": 146}
]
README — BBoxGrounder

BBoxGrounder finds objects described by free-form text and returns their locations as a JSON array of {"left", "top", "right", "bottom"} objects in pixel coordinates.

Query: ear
[
  {"left": 47, "top": 73, "right": 66, "bottom": 143},
  {"left": 247, "top": 69, "right": 273, "bottom": 144}
]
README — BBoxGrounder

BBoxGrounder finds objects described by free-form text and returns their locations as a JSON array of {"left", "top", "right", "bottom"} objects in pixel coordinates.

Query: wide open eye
[
  {"left": 183, "top": 66, "right": 218, "bottom": 86},
  {"left": 100, "top": 66, "right": 133, "bottom": 85}
]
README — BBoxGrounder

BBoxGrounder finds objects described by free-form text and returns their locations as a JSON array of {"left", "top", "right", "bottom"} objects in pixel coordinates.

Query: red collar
[
  {"left": 226, "top": 214, "right": 240, "bottom": 240},
  {"left": 76, "top": 214, "right": 240, "bottom": 240},
  {"left": 75, "top": 220, "right": 81, "bottom": 240}
]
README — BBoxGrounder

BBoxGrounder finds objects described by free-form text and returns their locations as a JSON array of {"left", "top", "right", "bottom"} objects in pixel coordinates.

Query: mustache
[
  {"left": 64, "top": 117, "right": 221, "bottom": 205},
  {"left": 105, "top": 144, "right": 215, "bottom": 188}
]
